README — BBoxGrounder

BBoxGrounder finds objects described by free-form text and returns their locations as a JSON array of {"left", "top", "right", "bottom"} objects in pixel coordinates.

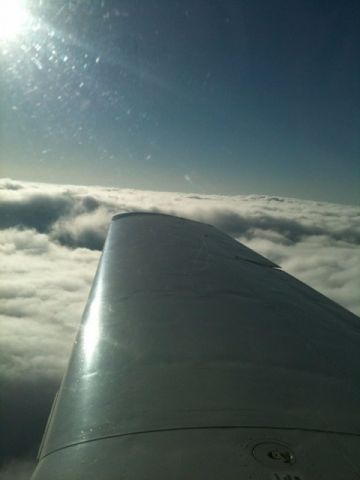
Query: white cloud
[
  {"left": 1, "top": 180, "right": 359, "bottom": 380},
  {"left": 0, "top": 227, "right": 99, "bottom": 381}
]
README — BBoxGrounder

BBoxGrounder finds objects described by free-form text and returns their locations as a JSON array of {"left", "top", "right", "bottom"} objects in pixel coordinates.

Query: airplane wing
[{"left": 31, "top": 213, "right": 360, "bottom": 479}]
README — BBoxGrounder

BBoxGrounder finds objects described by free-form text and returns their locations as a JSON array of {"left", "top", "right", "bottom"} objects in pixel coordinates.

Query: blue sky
[{"left": 1, "top": 0, "right": 359, "bottom": 204}]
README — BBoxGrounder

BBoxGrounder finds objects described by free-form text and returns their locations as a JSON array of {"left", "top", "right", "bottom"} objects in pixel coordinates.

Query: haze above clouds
[{"left": 0, "top": 178, "right": 359, "bottom": 479}]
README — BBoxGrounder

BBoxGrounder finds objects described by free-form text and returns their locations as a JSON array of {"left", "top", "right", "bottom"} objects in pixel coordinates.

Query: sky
[{"left": 0, "top": 0, "right": 359, "bottom": 204}]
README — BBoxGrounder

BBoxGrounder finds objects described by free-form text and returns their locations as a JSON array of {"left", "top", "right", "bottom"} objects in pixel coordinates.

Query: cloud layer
[{"left": 0, "top": 178, "right": 359, "bottom": 478}]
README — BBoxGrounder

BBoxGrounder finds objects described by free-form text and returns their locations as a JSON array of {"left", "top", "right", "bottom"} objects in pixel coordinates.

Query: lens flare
[{"left": 0, "top": 0, "right": 30, "bottom": 41}]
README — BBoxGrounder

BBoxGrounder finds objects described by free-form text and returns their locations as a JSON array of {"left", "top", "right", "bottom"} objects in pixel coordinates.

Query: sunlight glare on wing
[{"left": 83, "top": 295, "right": 102, "bottom": 368}]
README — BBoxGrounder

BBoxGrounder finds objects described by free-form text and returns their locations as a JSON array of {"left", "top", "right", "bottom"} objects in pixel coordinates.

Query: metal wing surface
[{"left": 31, "top": 213, "right": 360, "bottom": 479}]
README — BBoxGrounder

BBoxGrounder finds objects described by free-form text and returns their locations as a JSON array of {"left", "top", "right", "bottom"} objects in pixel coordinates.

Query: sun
[{"left": 0, "top": 0, "right": 30, "bottom": 41}]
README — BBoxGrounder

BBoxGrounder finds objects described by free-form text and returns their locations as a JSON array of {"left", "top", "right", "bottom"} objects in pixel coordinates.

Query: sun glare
[{"left": 0, "top": 0, "right": 30, "bottom": 41}]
